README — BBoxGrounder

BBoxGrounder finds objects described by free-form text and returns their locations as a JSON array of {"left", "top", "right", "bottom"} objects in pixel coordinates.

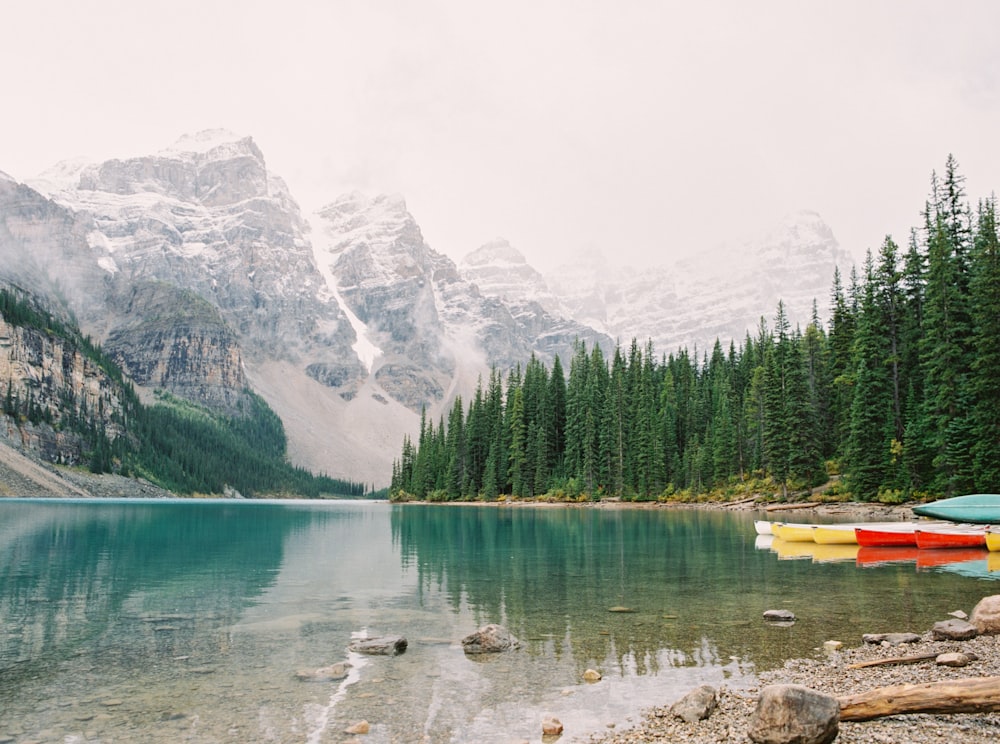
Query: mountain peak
[
  {"left": 161, "top": 129, "right": 259, "bottom": 160},
  {"left": 461, "top": 238, "right": 526, "bottom": 268}
]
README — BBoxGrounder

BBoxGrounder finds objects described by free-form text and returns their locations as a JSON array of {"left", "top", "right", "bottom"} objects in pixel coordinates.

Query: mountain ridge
[{"left": 2, "top": 130, "right": 853, "bottom": 488}]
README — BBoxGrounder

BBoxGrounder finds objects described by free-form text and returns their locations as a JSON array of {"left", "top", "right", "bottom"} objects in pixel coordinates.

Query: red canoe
[
  {"left": 914, "top": 527, "right": 987, "bottom": 549},
  {"left": 855, "top": 525, "right": 919, "bottom": 547}
]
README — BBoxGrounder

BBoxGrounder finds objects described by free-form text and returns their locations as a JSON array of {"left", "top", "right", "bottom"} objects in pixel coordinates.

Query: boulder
[
  {"left": 971, "top": 595, "right": 1000, "bottom": 634},
  {"left": 461, "top": 624, "right": 521, "bottom": 654},
  {"left": 932, "top": 618, "right": 978, "bottom": 641},
  {"left": 862, "top": 632, "right": 921, "bottom": 645},
  {"left": 671, "top": 684, "right": 717, "bottom": 723},
  {"left": 582, "top": 669, "right": 602, "bottom": 682},
  {"left": 748, "top": 684, "right": 839, "bottom": 744},
  {"left": 763, "top": 610, "right": 796, "bottom": 622},
  {"left": 348, "top": 636, "right": 407, "bottom": 656}
]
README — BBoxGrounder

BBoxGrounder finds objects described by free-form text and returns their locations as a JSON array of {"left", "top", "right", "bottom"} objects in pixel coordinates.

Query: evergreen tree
[
  {"left": 846, "top": 252, "right": 894, "bottom": 499},
  {"left": 970, "top": 197, "right": 1000, "bottom": 490},
  {"left": 921, "top": 177, "right": 975, "bottom": 495}
]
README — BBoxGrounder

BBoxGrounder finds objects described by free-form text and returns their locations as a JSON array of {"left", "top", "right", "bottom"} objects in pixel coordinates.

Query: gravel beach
[{"left": 588, "top": 627, "right": 1000, "bottom": 743}]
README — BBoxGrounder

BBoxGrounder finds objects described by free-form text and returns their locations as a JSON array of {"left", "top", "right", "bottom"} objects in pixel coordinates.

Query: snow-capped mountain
[
  {"left": 0, "top": 129, "right": 855, "bottom": 487},
  {"left": 461, "top": 211, "right": 852, "bottom": 357},
  {"left": 4, "top": 131, "right": 611, "bottom": 485}
]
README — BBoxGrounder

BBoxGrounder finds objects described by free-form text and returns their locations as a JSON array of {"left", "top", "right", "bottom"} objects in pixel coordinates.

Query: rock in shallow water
[
  {"left": 348, "top": 636, "right": 407, "bottom": 656},
  {"left": 461, "top": 624, "right": 521, "bottom": 654}
]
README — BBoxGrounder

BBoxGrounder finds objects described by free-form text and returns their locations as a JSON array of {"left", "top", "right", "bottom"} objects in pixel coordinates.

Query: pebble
[{"left": 589, "top": 632, "right": 1000, "bottom": 743}]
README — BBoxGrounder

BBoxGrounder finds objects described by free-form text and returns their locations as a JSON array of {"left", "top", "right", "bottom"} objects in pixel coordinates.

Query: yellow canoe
[
  {"left": 771, "top": 523, "right": 816, "bottom": 542},
  {"left": 987, "top": 530, "right": 1000, "bottom": 552},
  {"left": 812, "top": 525, "right": 859, "bottom": 545}
]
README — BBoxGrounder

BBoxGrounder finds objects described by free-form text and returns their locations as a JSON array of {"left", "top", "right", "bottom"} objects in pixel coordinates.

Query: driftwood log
[
  {"left": 846, "top": 652, "right": 941, "bottom": 669},
  {"left": 838, "top": 676, "right": 1000, "bottom": 721},
  {"left": 763, "top": 501, "right": 821, "bottom": 512}
]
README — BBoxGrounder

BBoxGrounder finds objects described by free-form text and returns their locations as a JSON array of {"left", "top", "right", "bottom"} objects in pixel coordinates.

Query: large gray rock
[
  {"left": 671, "top": 685, "right": 717, "bottom": 723},
  {"left": 461, "top": 624, "right": 521, "bottom": 654},
  {"left": 862, "top": 632, "right": 921, "bottom": 645},
  {"left": 932, "top": 618, "right": 978, "bottom": 641},
  {"left": 748, "top": 684, "right": 839, "bottom": 744},
  {"left": 971, "top": 595, "right": 1000, "bottom": 634}
]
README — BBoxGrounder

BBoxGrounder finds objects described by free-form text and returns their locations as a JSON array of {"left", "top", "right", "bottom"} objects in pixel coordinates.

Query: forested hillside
[
  {"left": 1, "top": 288, "right": 370, "bottom": 498},
  {"left": 391, "top": 157, "right": 1000, "bottom": 503}
]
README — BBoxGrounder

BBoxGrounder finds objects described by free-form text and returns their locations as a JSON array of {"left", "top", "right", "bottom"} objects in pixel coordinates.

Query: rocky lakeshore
[{"left": 589, "top": 607, "right": 1000, "bottom": 743}]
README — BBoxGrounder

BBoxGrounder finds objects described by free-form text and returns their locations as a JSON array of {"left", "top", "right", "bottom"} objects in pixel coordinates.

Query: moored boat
[
  {"left": 770, "top": 522, "right": 817, "bottom": 542},
  {"left": 754, "top": 520, "right": 775, "bottom": 536},
  {"left": 812, "top": 522, "right": 913, "bottom": 545},
  {"left": 912, "top": 493, "right": 1000, "bottom": 524},
  {"left": 855, "top": 524, "right": 920, "bottom": 547},
  {"left": 811, "top": 524, "right": 859, "bottom": 545},
  {"left": 914, "top": 526, "right": 987, "bottom": 550},
  {"left": 986, "top": 529, "right": 1000, "bottom": 552}
]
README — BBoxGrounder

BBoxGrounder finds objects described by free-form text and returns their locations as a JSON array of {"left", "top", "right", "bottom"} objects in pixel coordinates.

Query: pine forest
[{"left": 390, "top": 157, "right": 1000, "bottom": 504}]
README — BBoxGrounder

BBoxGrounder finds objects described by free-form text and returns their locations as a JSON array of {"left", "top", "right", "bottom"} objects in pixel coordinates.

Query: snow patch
[
  {"left": 97, "top": 256, "right": 119, "bottom": 275},
  {"left": 308, "top": 214, "right": 383, "bottom": 373},
  {"left": 163, "top": 129, "right": 246, "bottom": 155}
]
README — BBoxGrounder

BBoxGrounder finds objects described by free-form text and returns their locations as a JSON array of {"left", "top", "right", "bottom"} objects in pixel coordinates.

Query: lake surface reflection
[{"left": 1, "top": 500, "right": 996, "bottom": 743}]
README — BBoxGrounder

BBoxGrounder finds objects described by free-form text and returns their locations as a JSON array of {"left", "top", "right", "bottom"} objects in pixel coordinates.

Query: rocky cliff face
[
  {"left": 312, "top": 193, "right": 613, "bottom": 409},
  {"left": 0, "top": 313, "right": 127, "bottom": 465},
  {"left": 102, "top": 281, "right": 250, "bottom": 415}
]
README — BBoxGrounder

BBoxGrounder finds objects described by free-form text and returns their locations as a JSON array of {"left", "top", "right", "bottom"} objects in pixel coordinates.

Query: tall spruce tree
[{"left": 970, "top": 197, "right": 1000, "bottom": 490}]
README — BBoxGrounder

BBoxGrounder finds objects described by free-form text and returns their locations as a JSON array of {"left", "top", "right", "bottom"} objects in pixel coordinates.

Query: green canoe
[{"left": 912, "top": 493, "right": 1000, "bottom": 524}]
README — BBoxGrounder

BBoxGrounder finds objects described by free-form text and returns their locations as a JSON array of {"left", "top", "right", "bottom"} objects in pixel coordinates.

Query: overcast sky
[{"left": 3, "top": 1, "right": 1000, "bottom": 271}]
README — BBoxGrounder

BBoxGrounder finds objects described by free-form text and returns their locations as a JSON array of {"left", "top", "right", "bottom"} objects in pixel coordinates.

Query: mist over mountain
[
  {"left": 1, "top": 131, "right": 852, "bottom": 487},
  {"left": 461, "top": 212, "right": 851, "bottom": 357}
]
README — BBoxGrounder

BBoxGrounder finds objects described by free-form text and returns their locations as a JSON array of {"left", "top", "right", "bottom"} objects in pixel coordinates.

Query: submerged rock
[
  {"left": 542, "top": 716, "right": 563, "bottom": 735},
  {"left": 345, "top": 720, "right": 370, "bottom": 734},
  {"left": 295, "top": 661, "right": 351, "bottom": 682},
  {"left": 461, "top": 624, "right": 521, "bottom": 654},
  {"left": 349, "top": 636, "right": 407, "bottom": 656}
]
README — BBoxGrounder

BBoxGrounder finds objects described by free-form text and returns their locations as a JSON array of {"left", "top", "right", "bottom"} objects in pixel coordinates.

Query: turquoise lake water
[{"left": 1, "top": 499, "right": 996, "bottom": 743}]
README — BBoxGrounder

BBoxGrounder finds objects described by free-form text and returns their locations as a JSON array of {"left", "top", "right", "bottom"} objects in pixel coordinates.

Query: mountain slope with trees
[
  {"left": 0, "top": 287, "right": 370, "bottom": 498},
  {"left": 391, "top": 158, "right": 1000, "bottom": 503}
]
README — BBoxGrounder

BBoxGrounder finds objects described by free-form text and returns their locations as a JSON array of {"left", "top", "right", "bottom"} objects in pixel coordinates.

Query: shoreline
[{"left": 588, "top": 630, "right": 1000, "bottom": 743}]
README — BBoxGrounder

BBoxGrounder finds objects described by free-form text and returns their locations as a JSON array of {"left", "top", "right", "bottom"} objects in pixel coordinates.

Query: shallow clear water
[{"left": 0, "top": 500, "right": 996, "bottom": 743}]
